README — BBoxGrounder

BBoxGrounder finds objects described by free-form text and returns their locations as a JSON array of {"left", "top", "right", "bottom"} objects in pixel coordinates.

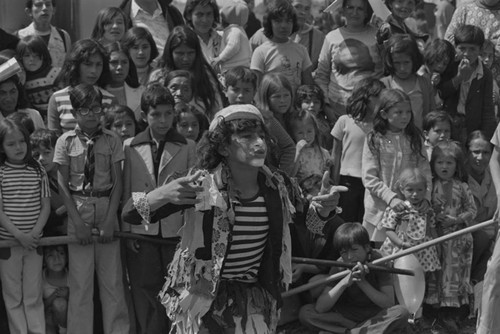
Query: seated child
[
  {"left": 43, "top": 245, "right": 69, "bottom": 334},
  {"left": 299, "top": 222, "right": 409, "bottom": 334},
  {"left": 423, "top": 111, "right": 452, "bottom": 160}
]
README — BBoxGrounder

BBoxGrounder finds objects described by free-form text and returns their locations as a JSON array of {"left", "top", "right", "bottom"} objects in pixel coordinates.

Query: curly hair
[
  {"left": 368, "top": 88, "right": 423, "bottom": 157},
  {"left": 197, "top": 118, "right": 269, "bottom": 170},
  {"left": 346, "top": 77, "right": 385, "bottom": 121},
  {"left": 294, "top": 84, "right": 325, "bottom": 112}
]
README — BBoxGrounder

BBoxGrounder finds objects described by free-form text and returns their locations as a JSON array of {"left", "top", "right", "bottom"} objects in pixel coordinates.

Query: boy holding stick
[{"left": 299, "top": 223, "right": 409, "bottom": 333}]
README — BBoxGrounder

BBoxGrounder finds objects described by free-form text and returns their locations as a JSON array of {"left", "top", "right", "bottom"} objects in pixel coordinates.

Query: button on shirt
[{"left": 130, "top": 0, "right": 170, "bottom": 56}]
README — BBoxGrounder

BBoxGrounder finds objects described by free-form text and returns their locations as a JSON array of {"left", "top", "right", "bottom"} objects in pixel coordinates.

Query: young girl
[
  {"left": 465, "top": 131, "right": 496, "bottom": 286},
  {"left": 287, "top": 110, "right": 331, "bottom": 188},
  {"left": 47, "top": 39, "right": 117, "bottom": 133},
  {"left": 362, "top": 88, "right": 431, "bottom": 243},
  {"left": 0, "top": 119, "right": 51, "bottom": 334},
  {"left": 121, "top": 104, "right": 346, "bottom": 334},
  {"left": 332, "top": 77, "right": 385, "bottom": 223},
  {"left": 294, "top": 84, "right": 332, "bottom": 150},
  {"left": 378, "top": 168, "right": 441, "bottom": 302},
  {"left": 123, "top": 27, "right": 159, "bottom": 86},
  {"left": 251, "top": 0, "right": 314, "bottom": 91},
  {"left": 256, "top": 73, "right": 296, "bottom": 175},
  {"left": 16, "top": 35, "right": 61, "bottom": 120},
  {"left": 430, "top": 140, "right": 476, "bottom": 330},
  {"left": 43, "top": 245, "right": 69, "bottom": 334},
  {"left": 150, "top": 25, "right": 224, "bottom": 119},
  {"left": 418, "top": 39, "right": 455, "bottom": 109},
  {"left": 103, "top": 104, "right": 138, "bottom": 142},
  {"left": 174, "top": 105, "right": 208, "bottom": 142},
  {"left": 104, "top": 42, "right": 144, "bottom": 121},
  {"left": 90, "top": 7, "right": 130, "bottom": 48},
  {"left": 381, "top": 35, "right": 435, "bottom": 129}
]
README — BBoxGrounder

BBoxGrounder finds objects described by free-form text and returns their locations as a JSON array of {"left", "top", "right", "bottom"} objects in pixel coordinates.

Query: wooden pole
[
  {"left": 283, "top": 218, "right": 496, "bottom": 298},
  {"left": 0, "top": 231, "right": 178, "bottom": 248},
  {"left": 292, "top": 257, "right": 415, "bottom": 276}
]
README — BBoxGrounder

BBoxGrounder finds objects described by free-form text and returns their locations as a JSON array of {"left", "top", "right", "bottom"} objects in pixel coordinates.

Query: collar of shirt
[
  {"left": 465, "top": 59, "right": 484, "bottom": 84},
  {"left": 131, "top": 0, "right": 162, "bottom": 19}
]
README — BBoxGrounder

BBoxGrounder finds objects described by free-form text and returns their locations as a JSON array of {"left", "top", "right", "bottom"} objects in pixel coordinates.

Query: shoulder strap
[
  {"left": 56, "top": 27, "right": 67, "bottom": 51},
  {"left": 308, "top": 29, "right": 313, "bottom": 58}
]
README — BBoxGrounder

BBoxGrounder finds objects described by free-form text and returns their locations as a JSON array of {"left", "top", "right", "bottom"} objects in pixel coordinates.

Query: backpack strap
[{"left": 56, "top": 27, "right": 67, "bottom": 52}]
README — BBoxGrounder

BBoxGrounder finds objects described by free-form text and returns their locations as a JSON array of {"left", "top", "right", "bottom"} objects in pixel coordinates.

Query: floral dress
[
  {"left": 432, "top": 178, "right": 477, "bottom": 307},
  {"left": 379, "top": 199, "right": 441, "bottom": 272}
]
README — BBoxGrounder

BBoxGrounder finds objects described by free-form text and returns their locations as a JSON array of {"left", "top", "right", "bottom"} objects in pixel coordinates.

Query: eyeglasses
[{"left": 76, "top": 106, "right": 102, "bottom": 116}]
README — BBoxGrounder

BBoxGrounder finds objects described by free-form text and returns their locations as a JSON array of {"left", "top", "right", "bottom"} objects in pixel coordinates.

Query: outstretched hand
[
  {"left": 148, "top": 171, "right": 205, "bottom": 210},
  {"left": 312, "top": 171, "right": 348, "bottom": 217}
]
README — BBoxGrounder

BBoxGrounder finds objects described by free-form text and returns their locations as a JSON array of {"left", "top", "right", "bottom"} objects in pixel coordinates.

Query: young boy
[
  {"left": 31, "top": 128, "right": 66, "bottom": 235},
  {"left": 17, "top": 0, "right": 71, "bottom": 68},
  {"left": 122, "top": 82, "right": 196, "bottom": 334},
  {"left": 53, "top": 83, "right": 129, "bottom": 334},
  {"left": 441, "top": 24, "right": 497, "bottom": 143},
  {"left": 299, "top": 223, "right": 409, "bottom": 334},
  {"left": 224, "top": 66, "right": 258, "bottom": 105},
  {"left": 423, "top": 111, "right": 452, "bottom": 160}
]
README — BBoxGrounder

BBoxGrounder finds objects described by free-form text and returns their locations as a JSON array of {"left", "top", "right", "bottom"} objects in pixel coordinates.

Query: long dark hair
[
  {"left": 105, "top": 42, "right": 140, "bottom": 88},
  {"left": 368, "top": 89, "right": 423, "bottom": 157},
  {"left": 58, "top": 39, "right": 110, "bottom": 88},
  {"left": 159, "top": 25, "right": 221, "bottom": 116},
  {"left": 0, "top": 118, "right": 42, "bottom": 174}
]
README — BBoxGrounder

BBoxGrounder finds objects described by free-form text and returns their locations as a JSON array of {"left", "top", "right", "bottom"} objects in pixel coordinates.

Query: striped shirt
[
  {"left": 0, "top": 162, "right": 50, "bottom": 239},
  {"left": 47, "top": 86, "right": 117, "bottom": 133},
  {"left": 221, "top": 195, "right": 269, "bottom": 283}
]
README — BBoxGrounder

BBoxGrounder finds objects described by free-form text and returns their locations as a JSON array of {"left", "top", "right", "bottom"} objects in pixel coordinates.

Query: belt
[{"left": 70, "top": 189, "right": 112, "bottom": 198}]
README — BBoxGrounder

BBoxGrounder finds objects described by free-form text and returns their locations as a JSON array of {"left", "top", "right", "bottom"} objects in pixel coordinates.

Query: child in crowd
[
  {"left": 362, "top": 88, "right": 431, "bottom": 243},
  {"left": 164, "top": 70, "right": 209, "bottom": 119},
  {"left": 0, "top": 118, "right": 50, "bottom": 334},
  {"left": 423, "top": 111, "right": 452, "bottom": 160},
  {"left": 54, "top": 84, "right": 129, "bottom": 334},
  {"left": 378, "top": 168, "right": 441, "bottom": 302},
  {"left": 16, "top": 35, "right": 61, "bottom": 120},
  {"left": 381, "top": 34, "right": 435, "bottom": 129},
  {"left": 331, "top": 78, "right": 385, "bottom": 224},
  {"left": 295, "top": 84, "right": 332, "bottom": 150},
  {"left": 17, "top": 0, "right": 71, "bottom": 68},
  {"left": 121, "top": 83, "right": 196, "bottom": 334},
  {"left": 90, "top": 7, "right": 129, "bottom": 48},
  {"left": 151, "top": 26, "right": 224, "bottom": 119},
  {"left": 121, "top": 103, "right": 346, "bottom": 333},
  {"left": 31, "top": 129, "right": 66, "bottom": 235},
  {"left": 257, "top": 73, "right": 296, "bottom": 175},
  {"left": 430, "top": 141, "right": 476, "bottom": 332},
  {"left": 105, "top": 42, "right": 144, "bottom": 120},
  {"left": 299, "top": 223, "right": 409, "bottom": 333},
  {"left": 465, "top": 131, "right": 496, "bottom": 286},
  {"left": 103, "top": 104, "right": 138, "bottom": 142},
  {"left": 419, "top": 39, "right": 455, "bottom": 109},
  {"left": 47, "top": 39, "right": 117, "bottom": 134},
  {"left": 123, "top": 27, "right": 159, "bottom": 86},
  {"left": 481, "top": 39, "right": 500, "bottom": 121},
  {"left": 251, "top": 0, "right": 313, "bottom": 91},
  {"left": 174, "top": 105, "right": 207, "bottom": 142},
  {"left": 376, "top": 0, "right": 425, "bottom": 48},
  {"left": 287, "top": 110, "right": 331, "bottom": 188},
  {"left": 212, "top": 0, "right": 252, "bottom": 73},
  {"left": 440, "top": 25, "right": 496, "bottom": 143},
  {"left": 223, "top": 65, "right": 258, "bottom": 105},
  {"left": 43, "top": 245, "right": 69, "bottom": 334}
]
